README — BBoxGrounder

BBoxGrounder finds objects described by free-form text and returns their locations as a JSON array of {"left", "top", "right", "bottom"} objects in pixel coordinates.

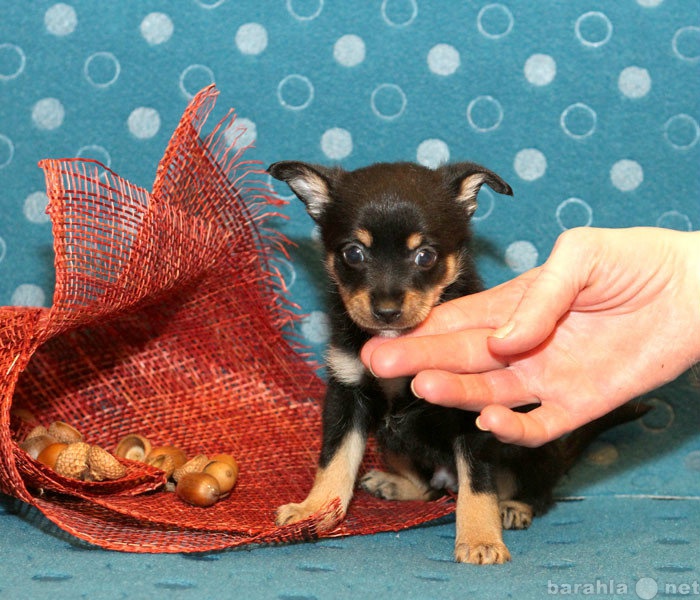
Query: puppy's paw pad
[
  {"left": 455, "top": 542, "right": 511, "bottom": 565},
  {"left": 499, "top": 500, "right": 533, "bottom": 530},
  {"left": 275, "top": 502, "right": 312, "bottom": 527},
  {"left": 360, "top": 470, "right": 398, "bottom": 500}
]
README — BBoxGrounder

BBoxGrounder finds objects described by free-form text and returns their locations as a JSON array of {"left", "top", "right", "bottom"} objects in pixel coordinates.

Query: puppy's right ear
[{"left": 267, "top": 161, "right": 338, "bottom": 221}]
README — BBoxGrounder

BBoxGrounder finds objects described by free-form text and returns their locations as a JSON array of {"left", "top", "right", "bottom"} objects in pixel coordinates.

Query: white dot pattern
[
  {"left": 44, "top": 3, "right": 77, "bottom": 37},
  {"left": 140, "top": 12, "right": 174, "bottom": 46},
  {"left": 236, "top": 23, "right": 268, "bottom": 56},
  {"left": 127, "top": 107, "right": 161, "bottom": 139},
  {"left": 32, "top": 98, "right": 65, "bottom": 130},
  {"left": 333, "top": 35, "right": 365, "bottom": 67}
]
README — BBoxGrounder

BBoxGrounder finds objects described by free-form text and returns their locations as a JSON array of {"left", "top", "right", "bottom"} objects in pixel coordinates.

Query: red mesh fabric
[{"left": 0, "top": 86, "right": 454, "bottom": 552}]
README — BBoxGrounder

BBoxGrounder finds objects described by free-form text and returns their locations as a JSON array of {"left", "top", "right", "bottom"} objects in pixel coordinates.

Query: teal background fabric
[{"left": 1, "top": 1, "right": 699, "bottom": 598}]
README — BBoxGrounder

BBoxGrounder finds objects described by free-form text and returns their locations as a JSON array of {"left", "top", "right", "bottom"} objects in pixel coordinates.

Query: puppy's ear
[
  {"left": 267, "top": 161, "right": 340, "bottom": 221},
  {"left": 440, "top": 162, "right": 513, "bottom": 217}
]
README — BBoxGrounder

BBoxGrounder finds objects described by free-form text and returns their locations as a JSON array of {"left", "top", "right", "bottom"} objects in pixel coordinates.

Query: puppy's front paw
[
  {"left": 499, "top": 500, "right": 533, "bottom": 530},
  {"left": 275, "top": 502, "right": 311, "bottom": 527},
  {"left": 455, "top": 541, "right": 511, "bottom": 565},
  {"left": 275, "top": 500, "right": 344, "bottom": 532}
]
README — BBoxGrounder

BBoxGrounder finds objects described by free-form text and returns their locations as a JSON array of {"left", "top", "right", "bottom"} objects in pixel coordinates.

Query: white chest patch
[{"left": 326, "top": 345, "right": 367, "bottom": 386}]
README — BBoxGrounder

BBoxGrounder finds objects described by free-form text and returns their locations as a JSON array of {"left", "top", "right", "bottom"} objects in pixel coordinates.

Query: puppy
[{"left": 268, "top": 160, "right": 646, "bottom": 564}]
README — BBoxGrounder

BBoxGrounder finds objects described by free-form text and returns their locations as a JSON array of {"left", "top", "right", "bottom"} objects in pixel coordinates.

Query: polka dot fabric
[{"left": 0, "top": 1, "right": 699, "bottom": 596}]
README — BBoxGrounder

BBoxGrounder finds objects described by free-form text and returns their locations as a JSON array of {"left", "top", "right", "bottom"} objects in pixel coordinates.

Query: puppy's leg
[
  {"left": 361, "top": 453, "right": 437, "bottom": 501},
  {"left": 276, "top": 380, "right": 369, "bottom": 531},
  {"left": 276, "top": 429, "right": 365, "bottom": 530},
  {"left": 454, "top": 443, "right": 510, "bottom": 564}
]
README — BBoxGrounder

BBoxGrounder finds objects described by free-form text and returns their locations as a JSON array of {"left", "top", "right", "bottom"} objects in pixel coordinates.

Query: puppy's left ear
[
  {"left": 440, "top": 162, "right": 513, "bottom": 217},
  {"left": 267, "top": 161, "right": 340, "bottom": 221}
]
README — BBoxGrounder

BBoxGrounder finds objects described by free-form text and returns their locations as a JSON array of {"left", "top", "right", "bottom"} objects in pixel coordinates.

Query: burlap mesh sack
[{"left": 0, "top": 86, "right": 454, "bottom": 552}]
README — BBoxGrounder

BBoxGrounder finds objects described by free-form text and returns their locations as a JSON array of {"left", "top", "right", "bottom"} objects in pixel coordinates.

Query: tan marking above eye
[
  {"left": 355, "top": 228, "right": 373, "bottom": 247},
  {"left": 406, "top": 233, "right": 423, "bottom": 251}
]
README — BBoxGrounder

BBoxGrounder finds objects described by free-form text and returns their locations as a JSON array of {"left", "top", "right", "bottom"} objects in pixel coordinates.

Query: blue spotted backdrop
[{"left": 0, "top": 1, "right": 699, "bottom": 599}]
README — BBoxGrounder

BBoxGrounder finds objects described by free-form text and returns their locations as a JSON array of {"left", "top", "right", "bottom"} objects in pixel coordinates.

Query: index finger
[
  {"left": 361, "top": 328, "right": 507, "bottom": 379},
  {"left": 404, "top": 267, "right": 542, "bottom": 338}
]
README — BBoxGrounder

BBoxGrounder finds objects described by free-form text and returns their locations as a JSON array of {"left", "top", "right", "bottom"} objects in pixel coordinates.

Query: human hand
[{"left": 361, "top": 227, "right": 700, "bottom": 447}]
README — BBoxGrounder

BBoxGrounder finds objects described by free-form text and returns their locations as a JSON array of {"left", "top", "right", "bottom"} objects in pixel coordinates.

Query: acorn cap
[
  {"left": 54, "top": 442, "right": 90, "bottom": 479},
  {"left": 87, "top": 445, "right": 127, "bottom": 481},
  {"left": 172, "top": 454, "right": 209, "bottom": 482},
  {"left": 48, "top": 421, "right": 83, "bottom": 444},
  {"left": 114, "top": 434, "right": 152, "bottom": 462},
  {"left": 25, "top": 425, "right": 50, "bottom": 441}
]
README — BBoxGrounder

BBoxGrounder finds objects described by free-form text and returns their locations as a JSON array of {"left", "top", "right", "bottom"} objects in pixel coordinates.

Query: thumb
[{"left": 488, "top": 233, "right": 590, "bottom": 356}]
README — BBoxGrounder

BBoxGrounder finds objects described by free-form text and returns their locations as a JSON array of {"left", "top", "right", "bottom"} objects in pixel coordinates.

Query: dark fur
[{"left": 268, "top": 160, "right": 648, "bottom": 564}]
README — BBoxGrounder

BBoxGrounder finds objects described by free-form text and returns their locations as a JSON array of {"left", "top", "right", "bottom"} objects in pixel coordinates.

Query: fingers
[
  {"left": 362, "top": 329, "right": 507, "bottom": 379},
  {"left": 410, "top": 369, "right": 534, "bottom": 410},
  {"left": 400, "top": 275, "right": 535, "bottom": 337},
  {"left": 477, "top": 403, "right": 575, "bottom": 447},
  {"left": 409, "top": 370, "right": 577, "bottom": 446},
  {"left": 488, "top": 232, "right": 591, "bottom": 356}
]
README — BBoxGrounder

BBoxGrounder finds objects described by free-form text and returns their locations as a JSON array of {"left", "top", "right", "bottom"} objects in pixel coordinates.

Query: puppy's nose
[{"left": 372, "top": 305, "right": 402, "bottom": 324}]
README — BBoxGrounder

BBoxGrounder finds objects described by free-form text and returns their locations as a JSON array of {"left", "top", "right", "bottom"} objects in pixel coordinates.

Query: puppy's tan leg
[
  {"left": 360, "top": 453, "right": 436, "bottom": 501},
  {"left": 276, "top": 429, "right": 365, "bottom": 531},
  {"left": 454, "top": 452, "right": 510, "bottom": 565}
]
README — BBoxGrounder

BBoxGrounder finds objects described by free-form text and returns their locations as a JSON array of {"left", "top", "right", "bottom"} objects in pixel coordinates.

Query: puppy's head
[{"left": 268, "top": 161, "right": 512, "bottom": 335}]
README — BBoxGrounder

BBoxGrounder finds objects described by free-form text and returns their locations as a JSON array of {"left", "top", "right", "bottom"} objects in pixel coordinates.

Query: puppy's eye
[
  {"left": 414, "top": 247, "right": 437, "bottom": 269},
  {"left": 342, "top": 243, "right": 366, "bottom": 266}
]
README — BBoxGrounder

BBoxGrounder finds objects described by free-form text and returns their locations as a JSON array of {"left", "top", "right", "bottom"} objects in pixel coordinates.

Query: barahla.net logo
[{"left": 547, "top": 577, "right": 700, "bottom": 597}]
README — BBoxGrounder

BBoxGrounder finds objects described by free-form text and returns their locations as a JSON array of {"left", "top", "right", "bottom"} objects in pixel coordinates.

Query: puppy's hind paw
[
  {"left": 360, "top": 469, "right": 398, "bottom": 500},
  {"left": 499, "top": 500, "right": 533, "bottom": 530},
  {"left": 455, "top": 541, "right": 511, "bottom": 565}
]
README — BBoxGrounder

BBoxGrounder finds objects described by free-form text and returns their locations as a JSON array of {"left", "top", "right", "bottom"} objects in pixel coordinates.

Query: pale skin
[{"left": 361, "top": 227, "right": 700, "bottom": 447}]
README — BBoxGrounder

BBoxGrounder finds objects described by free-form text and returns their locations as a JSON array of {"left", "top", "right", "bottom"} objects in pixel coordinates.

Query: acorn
[
  {"left": 176, "top": 472, "right": 220, "bottom": 507},
  {"left": 203, "top": 459, "right": 238, "bottom": 494},
  {"left": 172, "top": 454, "right": 209, "bottom": 483},
  {"left": 146, "top": 446, "right": 187, "bottom": 470},
  {"left": 87, "top": 445, "right": 127, "bottom": 481},
  {"left": 20, "top": 434, "right": 58, "bottom": 460},
  {"left": 114, "top": 434, "right": 152, "bottom": 462},
  {"left": 48, "top": 421, "right": 83, "bottom": 444},
  {"left": 54, "top": 442, "right": 90, "bottom": 479},
  {"left": 37, "top": 442, "right": 68, "bottom": 469},
  {"left": 210, "top": 453, "right": 239, "bottom": 475}
]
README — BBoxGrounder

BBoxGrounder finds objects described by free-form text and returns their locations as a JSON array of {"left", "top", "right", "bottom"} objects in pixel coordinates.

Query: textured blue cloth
[{"left": 0, "top": 1, "right": 698, "bottom": 598}]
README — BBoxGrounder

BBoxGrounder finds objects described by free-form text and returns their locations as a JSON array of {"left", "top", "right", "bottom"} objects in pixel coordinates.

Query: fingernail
[
  {"left": 410, "top": 378, "right": 424, "bottom": 399},
  {"left": 475, "top": 416, "right": 489, "bottom": 431},
  {"left": 491, "top": 321, "right": 514, "bottom": 340},
  {"left": 367, "top": 362, "right": 377, "bottom": 378}
]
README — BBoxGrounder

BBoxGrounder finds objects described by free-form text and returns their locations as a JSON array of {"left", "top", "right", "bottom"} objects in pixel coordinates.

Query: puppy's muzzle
[{"left": 371, "top": 298, "right": 403, "bottom": 325}]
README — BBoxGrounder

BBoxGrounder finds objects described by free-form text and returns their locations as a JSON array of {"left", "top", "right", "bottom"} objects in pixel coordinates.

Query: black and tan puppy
[{"left": 268, "top": 160, "right": 645, "bottom": 564}]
